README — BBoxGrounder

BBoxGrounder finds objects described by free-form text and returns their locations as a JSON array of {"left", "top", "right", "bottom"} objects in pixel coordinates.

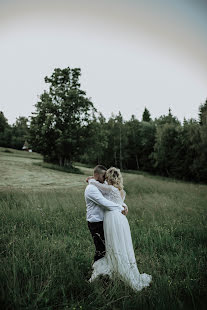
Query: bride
[{"left": 88, "top": 167, "right": 152, "bottom": 292}]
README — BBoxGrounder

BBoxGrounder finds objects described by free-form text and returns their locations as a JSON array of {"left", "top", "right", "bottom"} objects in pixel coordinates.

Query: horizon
[{"left": 1, "top": 96, "right": 205, "bottom": 126}]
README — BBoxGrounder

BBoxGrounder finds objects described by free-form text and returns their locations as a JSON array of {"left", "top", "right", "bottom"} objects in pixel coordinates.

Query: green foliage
[
  {"left": 11, "top": 117, "right": 30, "bottom": 150},
  {"left": 0, "top": 111, "right": 12, "bottom": 147},
  {"left": 125, "top": 115, "right": 142, "bottom": 170},
  {"left": 154, "top": 108, "right": 181, "bottom": 127},
  {"left": 0, "top": 113, "right": 29, "bottom": 150},
  {"left": 78, "top": 105, "right": 207, "bottom": 182},
  {"left": 199, "top": 99, "right": 207, "bottom": 125},
  {"left": 29, "top": 67, "right": 95, "bottom": 166},
  {"left": 80, "top": 112, "right": 109, "bottom": 165},
  {"left": 139, "top": 121, "right": 156, "bottom": 171},
  {"left": 142, "top": 107, "right": 151, "bottom": 122},
  {"left": 152, "top": 114, "right": 207, "bottom": 182},
  {"left": 0, "top": 111, "right": 9, "bottom": 132},
  {"left": 152, "top": 123, "right": 181, "bottom": 176},
  {"left": 103, "top": 112, "right": 128, "bottom": 169}
]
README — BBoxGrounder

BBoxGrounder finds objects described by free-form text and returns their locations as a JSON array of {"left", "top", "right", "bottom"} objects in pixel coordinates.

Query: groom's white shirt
[{"left": 85, "top": 183, "right": 125, "bottom": 222}]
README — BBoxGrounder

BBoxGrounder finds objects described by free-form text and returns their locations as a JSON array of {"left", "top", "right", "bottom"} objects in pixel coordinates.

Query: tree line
[{"left": 0, "top": 67, "right": 207, "bottom": 183}]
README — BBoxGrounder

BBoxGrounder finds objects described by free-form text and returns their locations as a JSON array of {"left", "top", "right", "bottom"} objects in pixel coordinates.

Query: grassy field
[{"left": 0, "top": 148, "right": 207, "bottom": 309}]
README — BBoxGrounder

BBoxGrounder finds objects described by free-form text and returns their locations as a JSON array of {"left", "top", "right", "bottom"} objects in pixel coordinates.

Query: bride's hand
[{"left": 122, "top": 205, "right": 128, "bottom": 216}]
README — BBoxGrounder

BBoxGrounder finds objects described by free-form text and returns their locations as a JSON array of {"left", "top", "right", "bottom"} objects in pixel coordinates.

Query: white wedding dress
[{"left": 88, "top": 179, "right": 152, "bottom": 292}]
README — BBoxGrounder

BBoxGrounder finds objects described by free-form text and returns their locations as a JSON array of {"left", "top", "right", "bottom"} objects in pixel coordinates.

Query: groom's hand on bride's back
[{"left": 122, "top": 205, "right": 128, "bottom": 216}]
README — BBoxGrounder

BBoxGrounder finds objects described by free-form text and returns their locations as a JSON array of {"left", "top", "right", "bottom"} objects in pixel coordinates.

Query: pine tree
[
  {"left": 142, "top": 107, "right": 151, "bottom": 122},
  {"left": 199, "top": 98, "right": 207, "bottom": 125},
  {"left": 0, "top": 111, "right": 12, "bottom": 147}
]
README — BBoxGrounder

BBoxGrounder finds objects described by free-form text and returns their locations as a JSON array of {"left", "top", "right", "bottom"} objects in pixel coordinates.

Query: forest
[{"left": 1, "top": 67, "right": 207, "bottom": 182}]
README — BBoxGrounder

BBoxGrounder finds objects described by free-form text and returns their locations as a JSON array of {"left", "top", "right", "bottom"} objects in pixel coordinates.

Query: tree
[
  {"left": 29, "top": 67, "right": 95, "bottom": 166},
  {"left": 142, "top": 107, "right": 151, "bottom": 122},
  {"left": 94, "top": 112, "right": 128, "bottom": 170},
  {"left": 0, "top": 111, "right": 8, "bottom": 133},
  {"left": 125, "top": 115, "right": 141, "bottom": 170},
  {"left": 116, "top": 112, "right": 125, "bottom": 170},
  {"left": 80, "top": 112, "right": 109, "bottom": 165},
  {"left": 181, "top": 119, "right": 202, "bottom": 181},
  {"left": 198, "top": 122, "right": 207, "bottom": 181},
  {"left": 154, "top": 108, "right": 180, "bottom": 127},
  {"left": 152, "top": 123, "right": 182, "bottom": 176},
  {"left": 11, "top": 117, "right": 29, "bottom": 149},
  {"left": 139, "top": 121, "right": 156, "bottom": 171},
  {"left": 0, "top": 111, "right": 12, "bottom": 147},
  {"left": 199, "top": 98, "right": 207, "bottom": 125}
]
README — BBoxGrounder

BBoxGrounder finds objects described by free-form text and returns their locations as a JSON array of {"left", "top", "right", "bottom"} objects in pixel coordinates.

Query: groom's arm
[
  {"left": 85, "top": 185, "right": 124, "bottom": 211},
  {"left": 88, "top": 179, "right": 128, "bottom": 214}
]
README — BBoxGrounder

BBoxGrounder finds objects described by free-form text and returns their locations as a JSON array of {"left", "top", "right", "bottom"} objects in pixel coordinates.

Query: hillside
[{"left": 0, "top": 148, "right": 207, "bottom": 309}]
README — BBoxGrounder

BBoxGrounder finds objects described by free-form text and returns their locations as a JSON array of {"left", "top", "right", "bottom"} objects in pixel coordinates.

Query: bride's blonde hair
[{"left": 105, "top": 167, "right": 123, "bottom": 191}]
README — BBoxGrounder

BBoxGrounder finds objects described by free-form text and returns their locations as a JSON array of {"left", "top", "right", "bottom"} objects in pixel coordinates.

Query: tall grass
[{"left": 0, "top": 169, "right": 207, "bottom": 309}]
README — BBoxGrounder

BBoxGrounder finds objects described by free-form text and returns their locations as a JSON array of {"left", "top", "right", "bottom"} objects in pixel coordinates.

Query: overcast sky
[{"left": 0, "top": 0, "right": 207, "bottom": 124}]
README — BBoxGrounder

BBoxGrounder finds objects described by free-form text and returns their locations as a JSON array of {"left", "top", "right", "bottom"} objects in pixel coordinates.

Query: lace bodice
[{"left": 88, "top": 179, "right": 126, "bottom": 206}]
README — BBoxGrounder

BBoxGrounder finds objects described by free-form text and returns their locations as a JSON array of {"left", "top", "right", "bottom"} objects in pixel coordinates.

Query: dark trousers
[{"left": 88, "top": 221, "right": 106, "bottom": 262}]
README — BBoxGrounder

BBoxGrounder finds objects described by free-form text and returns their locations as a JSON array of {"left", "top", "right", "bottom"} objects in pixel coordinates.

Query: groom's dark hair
[{"left": 94, "top": 165, "right": 107, "bottom": 175}]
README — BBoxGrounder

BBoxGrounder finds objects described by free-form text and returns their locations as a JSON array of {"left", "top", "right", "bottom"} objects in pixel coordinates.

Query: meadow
[{"left": 0, "top": 147, "right": 207, "bottom": 309}]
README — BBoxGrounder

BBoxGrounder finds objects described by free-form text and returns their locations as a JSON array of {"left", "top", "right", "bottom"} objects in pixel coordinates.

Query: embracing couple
[{"left": 84, "top": 165, "right": 152, "bottom": 292}]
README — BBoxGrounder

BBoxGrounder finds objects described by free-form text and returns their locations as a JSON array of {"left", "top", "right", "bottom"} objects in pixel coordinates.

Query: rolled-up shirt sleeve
[{"left": 86, "top": 185, "right": 124, "bottom": 211}]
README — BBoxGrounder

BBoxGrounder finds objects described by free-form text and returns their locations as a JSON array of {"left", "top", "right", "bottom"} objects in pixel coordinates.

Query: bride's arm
[
  {"left": 88, "top": 179, "right": 127, "bottom": 202},
  {"left": 120, "top": 189, "right": 128, "bottom": 215},
  {"left": 120, "top": 189, "right": 126, "bottom": 201},
  {"left": 89, "top": 179, "right": 128, "bottom": 214},
  {"left": 88, "top": 179, "right": 113, "bottom": 193}
]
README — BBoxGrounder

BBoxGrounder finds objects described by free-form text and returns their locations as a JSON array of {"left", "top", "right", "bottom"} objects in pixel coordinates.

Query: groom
[{"left": 85, "top": 165, "right": 128, "bottom": 263}]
